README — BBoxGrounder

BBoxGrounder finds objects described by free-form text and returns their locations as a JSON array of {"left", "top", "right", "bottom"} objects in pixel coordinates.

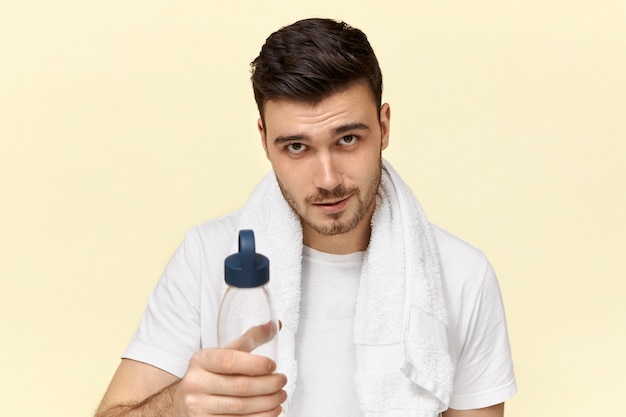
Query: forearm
[{"left": 96, "top": 380, "right": 182, "bottom": 417}]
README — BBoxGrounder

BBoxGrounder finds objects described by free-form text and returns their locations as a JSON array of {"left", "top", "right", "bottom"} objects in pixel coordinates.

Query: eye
[
  {"left": 338, "top": 135, "right": 358, "bottom": 146},
  {"left": 286, "top": 142, "right": 308, "bottom": 154}
]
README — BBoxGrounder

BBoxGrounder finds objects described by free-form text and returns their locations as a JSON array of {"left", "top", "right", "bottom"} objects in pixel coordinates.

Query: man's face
[{"left": 258, "top": 82, "right": 390, "bottom": 247}]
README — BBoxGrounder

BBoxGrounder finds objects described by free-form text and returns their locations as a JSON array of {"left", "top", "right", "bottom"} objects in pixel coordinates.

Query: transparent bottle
[{"left": 217, "top": 229, "right": 278, "bottom": 362}]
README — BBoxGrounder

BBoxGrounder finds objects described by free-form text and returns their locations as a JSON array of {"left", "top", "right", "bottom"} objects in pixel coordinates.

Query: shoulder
[
  {"left": 432, "top": 224, "right": 490, "bottom": 285},
  {"left": 169, "top": 211, "right": 242, "bottom": 276},
  {"left": 184, "top": 211, "right": 242, "bottom": 250},
  {"left": 431, "top": 224, "right": 498, "bottom": 327},
  {"left": 191, "top": 211, "right": 241, "bottom": 238}
]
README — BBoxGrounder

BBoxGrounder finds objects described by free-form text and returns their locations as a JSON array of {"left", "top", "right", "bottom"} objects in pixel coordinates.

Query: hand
[{"left": 176, "top": 322, "right": 287, "bottom": 417}]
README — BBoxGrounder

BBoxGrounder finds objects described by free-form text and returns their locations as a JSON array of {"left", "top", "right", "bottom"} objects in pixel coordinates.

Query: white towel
[{"left": 235, "top": 159, "right": 453, "bottom": 416}]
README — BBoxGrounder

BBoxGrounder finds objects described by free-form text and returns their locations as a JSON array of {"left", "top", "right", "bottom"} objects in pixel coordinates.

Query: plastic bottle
[{"left": 217, "top": 229, "right": 279, "bottom": 362}]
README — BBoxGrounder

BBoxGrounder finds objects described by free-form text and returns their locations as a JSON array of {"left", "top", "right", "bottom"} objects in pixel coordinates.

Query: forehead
[{"left": 263, "top": 83, "right": 379, "bottom": 136}]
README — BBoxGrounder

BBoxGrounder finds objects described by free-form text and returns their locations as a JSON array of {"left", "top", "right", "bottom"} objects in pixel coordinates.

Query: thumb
[{"left": 226, "top": 320, "right": 278, "bottom": 352}]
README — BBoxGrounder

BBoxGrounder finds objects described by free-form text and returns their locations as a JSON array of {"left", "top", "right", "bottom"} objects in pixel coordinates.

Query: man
[{"left": 96, "top": 18, "right": 516, "bottom": 417}]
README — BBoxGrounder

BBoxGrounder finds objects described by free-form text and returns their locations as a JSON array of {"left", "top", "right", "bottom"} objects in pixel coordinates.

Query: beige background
[{"left": 1, "top": 1, "right": 625, "bottom": 416}]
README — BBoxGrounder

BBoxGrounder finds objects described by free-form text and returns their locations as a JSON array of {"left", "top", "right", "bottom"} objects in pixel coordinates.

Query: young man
[{"left": 96, "top": 18, "right": 516, "bottom": 417}]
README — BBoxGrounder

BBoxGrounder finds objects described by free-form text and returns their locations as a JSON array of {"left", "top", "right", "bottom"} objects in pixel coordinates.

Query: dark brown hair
[{"left": 251, "top": 18, "right": 383, "bottom": 122}]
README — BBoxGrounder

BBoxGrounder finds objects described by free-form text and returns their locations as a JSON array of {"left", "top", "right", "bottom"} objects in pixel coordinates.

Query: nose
[{"left": 313, "top": 153, "right": 342, "bottom": 191}]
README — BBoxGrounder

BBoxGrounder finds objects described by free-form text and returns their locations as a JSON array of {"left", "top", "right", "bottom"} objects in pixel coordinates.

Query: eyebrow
[
  {"left": 334, "top": 122, "right": 370, "bottom": 135},
  {"left": 274, "top": 133, "right": 311, "bottom": 145},
  {"left": 273, "top": 122, "right": 371, "bottom": 145}
]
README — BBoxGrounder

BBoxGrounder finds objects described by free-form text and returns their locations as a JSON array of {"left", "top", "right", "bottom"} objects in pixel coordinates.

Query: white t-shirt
[
  {"left": 289, "top": 246, "right": 364, "bottom": 416},
  {"left": 123, "top": 211, "right": 517, "bottom": 412}
]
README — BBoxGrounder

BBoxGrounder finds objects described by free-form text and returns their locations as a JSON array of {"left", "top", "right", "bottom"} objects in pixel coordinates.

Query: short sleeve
[
  {"left": 122, "top": 228, "right": 204, "bottom": 378},
  {"left": 448, "top": 261, "right": 517, "bottom": 410}
]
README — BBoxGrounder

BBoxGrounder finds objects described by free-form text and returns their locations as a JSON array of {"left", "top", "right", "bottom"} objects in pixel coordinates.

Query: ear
[
  {"left": 257, "top": 118, "right": 270, "bottom": 159},
  {"left": 379, "top": 103, "right": 391, "bottom": 150}
]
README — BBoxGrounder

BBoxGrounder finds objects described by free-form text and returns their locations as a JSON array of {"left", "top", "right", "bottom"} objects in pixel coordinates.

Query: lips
[{"left": 314, "top": 196, "right": 351, "bottom": 214}]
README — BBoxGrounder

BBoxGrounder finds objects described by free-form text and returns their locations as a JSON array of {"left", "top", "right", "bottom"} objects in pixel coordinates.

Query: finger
[
  {"left": 226, "top": 321, "right": 278, "bottom": 353},
  {"left": 210, "top": 406, "right": 283, "bottom": 417},
  {"left": 196, "top": 347, "right": 276, "bottom": 376},
  {"left": 204, "top": 389, "right": 287, "bottom": 416},
  {"left": 206, "top": 372, "right": 287, "bottom": 397},
  {"left": 208, "top": 404, "right": 283, "bottom": 417}
]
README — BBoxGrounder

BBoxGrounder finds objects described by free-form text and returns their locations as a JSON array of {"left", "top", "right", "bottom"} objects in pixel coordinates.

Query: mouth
[{"left": 313, "top": 195, "right": 351, "bottom": 214}]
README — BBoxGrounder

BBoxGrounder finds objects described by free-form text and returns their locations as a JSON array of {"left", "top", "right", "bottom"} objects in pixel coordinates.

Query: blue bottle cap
[{"left": 224, "top": 230, "right": 269, "bottom": 288}]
